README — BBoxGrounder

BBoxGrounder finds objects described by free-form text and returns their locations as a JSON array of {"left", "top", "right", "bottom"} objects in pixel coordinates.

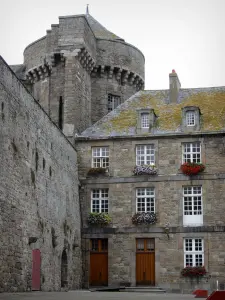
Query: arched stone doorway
[{"left": 61, "top": 249, "right": 68, "bottom": 288}]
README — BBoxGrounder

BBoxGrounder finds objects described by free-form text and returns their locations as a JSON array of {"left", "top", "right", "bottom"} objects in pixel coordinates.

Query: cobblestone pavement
[{"left": 0, "top": 291, "right": 201, "bottom": 300}]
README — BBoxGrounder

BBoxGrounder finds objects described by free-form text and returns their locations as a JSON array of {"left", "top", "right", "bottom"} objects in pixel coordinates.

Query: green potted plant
[
  {"left": 181, "top": 266, "right": 207, "bottom": 277},
  {"left": 132, "top": 212, "right": 157, "bottom": 225},
  {"left": 88, "top": 212, "right": 112, "bottom": 226}
]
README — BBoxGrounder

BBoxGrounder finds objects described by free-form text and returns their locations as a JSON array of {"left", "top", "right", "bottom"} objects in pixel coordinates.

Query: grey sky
[{"left": 0, "top": 0, "right": 225, "bottom": 90}]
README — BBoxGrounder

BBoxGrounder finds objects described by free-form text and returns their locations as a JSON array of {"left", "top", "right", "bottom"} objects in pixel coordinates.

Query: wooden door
[
  {"left": 90, "top": 239, "right": 108, "bottom": 286},
  {"left": 136, "top": 238, "right": 155, "bottom": 286},
  {"left": 32, "top": 249, "right": 41, "bottom": 291}
]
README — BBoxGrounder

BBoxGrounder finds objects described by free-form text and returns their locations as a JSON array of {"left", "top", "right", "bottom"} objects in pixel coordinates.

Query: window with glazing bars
[
  {"left": 92, "top": 147, "right": 109, "bottom": 168},
  {"left": 108, "top": 94, "right": 121, "bottom": 112},
  {"left": 136, "top": 145, "right": 155, "bottom": 165},
  {"left": 184, "top": 238, "right": 204, "bottom": 267},
  {"left": 136, "top": 188, "right": 155, "bottom": 213},
  {"left": 183, "top": 186, "right": 202, "bottom": 216},
  {"left": 141, "top": 113, "right": 149, "bottom": 128},
  {"left": 182, "top": 142, "right": 201, "bottom": 163},
  {"left": 186, "top": 111, "right": 195, "bottom": 126},
  {"left": 91, "top": 189, "right": 109, "bottom": 213}
]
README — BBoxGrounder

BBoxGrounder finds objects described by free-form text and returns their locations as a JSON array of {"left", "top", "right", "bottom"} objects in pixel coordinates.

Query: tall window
[
  {"left": 92, "top": 147, "right": 109, "bottom": 168},
  {"left": 108, "top": 94, "right": 121, "bottom": 112},
  {"left": 91, "top": 189, "right": 109, "bottom": 213},
  {"left": 184, "top": 238, "right": 204, "bottom": 267},
  {"left": 183, "top": 186, "right": 203, "bottom": 226},
  {"left": 182, "top": 142, "right": 201, "bottom": 163},
  {"left": 186, "top": 111, "right": 195, "bottom": 126},
  {"left": 58, "top": 96, "right": 64, "bottom": 130},
  {"left": 136, "top": 145, "right": 155, "bottom": 165},
  {"left": 141, "top": 113, "right": 149, "bottom": 128},
  {"left": 136, "top": 188, "right": 155, "bottom": 213}
]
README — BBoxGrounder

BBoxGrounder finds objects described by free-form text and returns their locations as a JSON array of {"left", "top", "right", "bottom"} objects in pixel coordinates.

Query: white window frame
[
  {"left": 91, "top": 189, "right": 109, "bottom": 213},
  {"left": 136, "top": 188, "right": 155, "bottom": 213},
  {"left": 184, "top": 238, "right": 204, "bottom": 267},
  {"left": 108, "top": 94, "right": 121, "bottom": 112},
  {"left": 92, "top": 147, "right": 109, "bottom": 168},
  {"left": 183, "top": 186, "right": 203, "bottom": 226},
  {"left": 186, "top": 111, "right": 195, "bottom": 126},
  {"left": 182, "top": 142, "right": 201, "bottom": 163},
  {"left": 141, "top": 113, "right": 149, "bottom": 128},
  {"left": 136, "top": 145, "right": 155, "bottom": 166}
]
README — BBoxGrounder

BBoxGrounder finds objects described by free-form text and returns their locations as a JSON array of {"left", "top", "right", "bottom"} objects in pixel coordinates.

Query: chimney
[{"left": 169, "top": 69, "right": 181, "bottom": 103}]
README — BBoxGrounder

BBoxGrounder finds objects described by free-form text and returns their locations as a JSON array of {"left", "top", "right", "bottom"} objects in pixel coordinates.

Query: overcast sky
[{"left": 0, "top": 0, "right": 225, "bottom": 90}]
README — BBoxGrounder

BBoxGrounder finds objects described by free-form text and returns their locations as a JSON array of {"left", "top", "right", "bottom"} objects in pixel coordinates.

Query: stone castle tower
[{"left": 14, "top": 11, "right": 145, "bottom": 137}]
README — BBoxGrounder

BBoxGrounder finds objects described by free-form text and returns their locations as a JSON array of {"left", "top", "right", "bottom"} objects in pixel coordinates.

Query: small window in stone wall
[
  {"left": 141, "top": 113, "right": 149, "bottom": 128},
  {"left": 108, "top": 94, "right": 121, "bottom": 112},
  {"left": 186, "top": 111, "right": 195, "bottom": 126},
  {"left": 184, "top": 238, "right": 204, "bottom": 267}
]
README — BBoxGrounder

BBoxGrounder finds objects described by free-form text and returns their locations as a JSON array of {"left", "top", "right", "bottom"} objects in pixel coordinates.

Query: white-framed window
[
  {"left": 91, "top": 189, "right": 109, "bottom": 213},
  {"left": 183, "top": 186, "right": 203, "bottom": 226},
  {"left": 92, "top": 147, "right": 109, "bottom": 168},
  {"left": 136, "top": 187, "right": 155, "bottom": 213},
  {"left": 136, "top": 145, "right": 155, "bottom": 165},
  {"left": 184, "top": 238, "right": 204, "bottom": 267},
  {"left": 186, "top": 111, "right": 195, "bottom": 126},
  {"left": 108, "top": 94, "right": 121, "bottom": 112},
  {"left": 141, "top": 113, "right": 149, "bottom": 128},
  {"left": 182, "top": 142, "right": 201, "bottom": 163}
]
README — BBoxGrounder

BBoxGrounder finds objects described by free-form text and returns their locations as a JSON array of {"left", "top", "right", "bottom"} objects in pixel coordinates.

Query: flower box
[
  {"left": 181, "top": 266, "right": 207, "bottom": 277},
  {"left": 87, "top": 167, "right": 107, "bottom": 176},
  {"left": 132, "top": 212, "right": 157, "bottom": 225},
  {"left": 88, "top": 212, "right": 112, "bottom": 226},
  {"left": 133, "top": 165, "right": 157, "bottom": 175},
  {"left": 180, "top": 162, "right": 205, "bottom": 176}
]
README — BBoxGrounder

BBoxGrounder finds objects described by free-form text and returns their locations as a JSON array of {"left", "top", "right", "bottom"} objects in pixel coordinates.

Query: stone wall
[
  {"left": 0, "top": 57, "right": 81, "bottom": 292},
  {"left": 76, "top": 135, "right": 225, "bottom": 290},
  {"left": 24, "top": 37, "right": 47, "bottom": 70}
]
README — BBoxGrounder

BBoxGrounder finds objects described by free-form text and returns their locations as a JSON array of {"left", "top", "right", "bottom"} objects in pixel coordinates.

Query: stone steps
[{"left": 121, "top": 286, "right": 166, "bottom": 293}]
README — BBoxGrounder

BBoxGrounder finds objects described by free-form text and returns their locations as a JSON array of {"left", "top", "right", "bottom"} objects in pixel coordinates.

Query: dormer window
[
  {"left": 137, "top": 109, "right": 157, "bottom": 134},
  {"left": 186, "top": 111, "right": 195, "bottom": 126},
  {"left": 141, "top": 113, "right": 149, "bottom": 128},
  {"left": 182, "top": 106, "right": 201, "bottom": 132}
]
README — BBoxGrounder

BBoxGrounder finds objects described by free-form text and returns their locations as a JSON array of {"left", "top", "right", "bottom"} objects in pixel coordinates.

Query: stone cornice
[
  {"left": 75, "top": 130, "right": 225, "bottom": 141},
  {"left": 82, "top": 225, "right": 225, "bottom": 235},
  {"left": 91, "top": 65, "right": 144, "bottom": 91},
  {"left": 80, "top": 172, "right": 225, "bottom": 185}
]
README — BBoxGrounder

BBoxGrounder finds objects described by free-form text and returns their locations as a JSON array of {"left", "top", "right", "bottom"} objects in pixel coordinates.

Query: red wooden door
[
  {"left": 136, "top": 239, "right": 155, "bottom": 286},
  {"left": 32, "top": 249, "right": 41, "bottom": 291},
  {"left": 90, "top": 239, "right": 108, "bottom": 286}
]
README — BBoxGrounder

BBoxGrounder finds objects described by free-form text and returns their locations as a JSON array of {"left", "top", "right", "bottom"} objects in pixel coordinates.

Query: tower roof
[{"left": 85, "top": 14, "right": 124, "bottom": 41}]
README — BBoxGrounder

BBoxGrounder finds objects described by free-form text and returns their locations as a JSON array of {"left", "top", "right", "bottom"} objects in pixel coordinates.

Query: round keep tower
[{"left": 22, "top": 12, "right": 145, "bottom": 135}]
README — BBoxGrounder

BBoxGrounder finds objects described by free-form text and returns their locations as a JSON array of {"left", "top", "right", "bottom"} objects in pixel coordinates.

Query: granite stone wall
[{"left": 0, "top": 57, "right": 81, "bottom": 292}]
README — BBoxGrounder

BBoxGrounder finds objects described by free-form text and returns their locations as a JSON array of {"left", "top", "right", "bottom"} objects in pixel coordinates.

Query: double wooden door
[
  {"left": 90, "top": 239, "right": 108, "bottom": 286},
  {"left": 136, "top": 238, "right": 155, "bottom": 286}
]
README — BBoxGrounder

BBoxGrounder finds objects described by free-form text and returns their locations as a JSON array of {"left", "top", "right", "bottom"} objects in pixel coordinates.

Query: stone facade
[
  {"left": 0, "top": 57, "right": 82, "bottom": 292},
  {"left": 76, "top": 82, "right": 225, "bottom": 292}
]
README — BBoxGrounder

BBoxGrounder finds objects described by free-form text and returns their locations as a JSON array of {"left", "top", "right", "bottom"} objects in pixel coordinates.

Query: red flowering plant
[
  {"left": 180, "top": 162, "right": 205, "bottom": 176},
  {"left": 181, "top": 266, "right": 207, "bottom": 277}
]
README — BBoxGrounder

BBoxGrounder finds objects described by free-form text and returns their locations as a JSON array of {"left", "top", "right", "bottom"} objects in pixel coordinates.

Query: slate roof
[
  {"left": 81, "top": 87, "right": 225, "bottom": 138},
  {"left": 85, "top": 14, "right": 124, "bottom": 41}
]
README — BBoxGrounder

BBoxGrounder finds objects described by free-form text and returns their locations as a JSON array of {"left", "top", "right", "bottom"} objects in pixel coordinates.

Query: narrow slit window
[{"left": 58, "top": 96, "right": 64, "bottom": 130}]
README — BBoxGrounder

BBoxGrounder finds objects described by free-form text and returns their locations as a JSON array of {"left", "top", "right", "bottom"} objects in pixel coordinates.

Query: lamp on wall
[{"left": 163, "top": 223, "right": 170, "bottom": 239}]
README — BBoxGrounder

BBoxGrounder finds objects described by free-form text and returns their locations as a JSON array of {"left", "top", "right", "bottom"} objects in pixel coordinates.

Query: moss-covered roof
[
  {"left": 81, "top": 87, "right": 225, "bottom": 137},
  {"left": 85, "top": 14, "right": 124, "bottom": 41}
]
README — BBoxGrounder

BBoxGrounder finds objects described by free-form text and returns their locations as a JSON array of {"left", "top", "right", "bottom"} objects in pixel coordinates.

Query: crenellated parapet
[
  {"left": 25, "top": 47, "right": 96, "bottom": 84},
  {"left": 91, "top": 65, "right": 144, "bottom": 91}
]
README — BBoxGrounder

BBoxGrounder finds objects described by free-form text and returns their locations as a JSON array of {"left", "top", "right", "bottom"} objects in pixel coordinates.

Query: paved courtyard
[{"left": 0, "top": 291, "right": 203, "bottom": 300}]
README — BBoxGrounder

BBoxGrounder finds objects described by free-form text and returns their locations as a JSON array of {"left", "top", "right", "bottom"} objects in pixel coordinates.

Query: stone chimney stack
[{"left": 169, "top": 69, "right": 181, "bottom": 103}]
